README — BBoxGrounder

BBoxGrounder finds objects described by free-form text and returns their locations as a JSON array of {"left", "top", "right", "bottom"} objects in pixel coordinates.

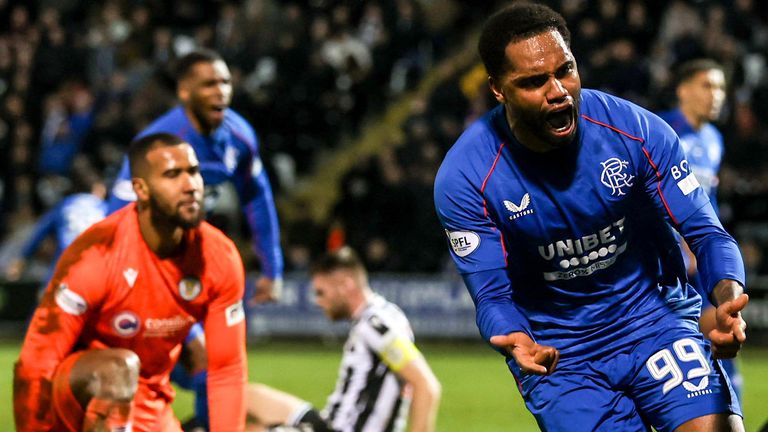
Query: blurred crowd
[
  {"left": 1, "top": 0, "right": 767, "bottom": 280},
  {"left": 0, "top": 0, "right": 480, "bottom": 277}
]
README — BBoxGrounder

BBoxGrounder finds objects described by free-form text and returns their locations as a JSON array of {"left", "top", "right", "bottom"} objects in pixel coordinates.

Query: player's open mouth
[
  {"left": 209, "top": 105, "right": 226, "bottom": 120},
  {"left": 545, "top": 106, "right": 575, "bottom": 136}
]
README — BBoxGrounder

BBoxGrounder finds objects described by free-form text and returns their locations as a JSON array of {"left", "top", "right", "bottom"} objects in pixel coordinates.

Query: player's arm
[
  {"left": 236, "top": 134, "right": 283, "bottom": 303},
  {"left": 675, "top": 203, "right": 744, "bottom": 296},
  {"left": 639, "top": 113, "right": 745, "bottom": 292},
  {"left": 640, "top": 114, "right": 747, "bottom": 357},
  {"left": 13, "top": 248, "right": 102, "bottom": 430},
  {"left": 681, "top": 209, "right": 746, "bottom": 358},
  {"left": 675, "top": 201, "right": 747, "bottom": 359},
  {"left": 363, "top": 314, "right": 440, "bottom": 432},
  {"left": 385, "top": 339, "right": 441, "bottom": 432},
  {"left": 21, "top": 207, "right": 58, "bottom": 259},
  {"left": 706, "top": 279, "right": 747, "bottom": 358},
  {"left": 433, "top": 160, "right": 556, "bottom": 374},
  {"left": 464, "top": 270, "right": 559, "bottom": 375},
  {"left": 204, "top": 243, "right": 247, "bottom": 431},
  {"left": 5, "top": 208, "right": 58, "bottom": 281}
]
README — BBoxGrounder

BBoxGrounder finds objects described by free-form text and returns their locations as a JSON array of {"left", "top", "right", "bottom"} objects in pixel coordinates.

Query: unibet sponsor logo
[{"left": 538, "top": 218, "right": 626, "bottom": 281}]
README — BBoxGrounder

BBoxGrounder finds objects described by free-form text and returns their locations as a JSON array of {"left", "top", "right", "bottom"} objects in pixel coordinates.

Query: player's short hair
[
  {"left": 478, "top": 3, "right": 571, "bottom": 81},
  {"left": 311, "top": 246, "right": 367, "bottom": 278},
  {"left": 174, "top": 48, "right": 224, "bottom": 82},
  {"left": 674, "top": 58, "right": 724, "bottom": 87},
  {"left": 128, "top": 132, "right": 186, "bottom": 178},
  {"left": 71, "top": 166, "right": 102, "bottom": 194}
]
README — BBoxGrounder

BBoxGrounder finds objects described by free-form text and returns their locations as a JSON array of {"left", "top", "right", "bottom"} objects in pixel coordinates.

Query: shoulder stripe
[
  {"left": 230, "top": 127, "right": 256, "bottom": 152},
  {"left": 479, "top": 142, "right": 508, "bottom": 262},
  {"left": 640, "top": 147, "right": 679, "bottom": 226},
  {"left": 581, "top": 115, "right": 644, "bottom": 142},
  {"left": 581, "top": 114, "right": 679, "bottom": 225},
  {"left": 480, "top": 142, "right": 506, "bottom": 194}
]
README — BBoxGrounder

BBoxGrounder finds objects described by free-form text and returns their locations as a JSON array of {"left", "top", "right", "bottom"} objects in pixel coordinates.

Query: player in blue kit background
[
  {"left": 107, "top": 49, "right": 284, "bottom": 430},
  {"left": 658, "top": 59, "right": 725, "bottom": 215},
  {"left": 434, "top": 4, "right": 748, "bottom": 432},
  {"left": 4, "top": 167, "right": 107, "bottom": 290},
  {"left": 658, "top": 59, "right": 743, "bottom": 401}
]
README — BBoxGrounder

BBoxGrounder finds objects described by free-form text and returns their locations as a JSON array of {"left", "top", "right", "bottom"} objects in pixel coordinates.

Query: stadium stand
[{"left": 0, "top": 1, "right": 767, "bottom": 337}]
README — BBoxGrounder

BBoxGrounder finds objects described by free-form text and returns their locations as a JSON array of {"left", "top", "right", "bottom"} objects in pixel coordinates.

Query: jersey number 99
[{"left": 646, "top": 338, "right": 711, "bottom": 395}]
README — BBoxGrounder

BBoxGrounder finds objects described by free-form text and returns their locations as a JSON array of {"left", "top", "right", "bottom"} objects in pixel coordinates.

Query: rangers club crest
[
  {"left": 600, "top": 158, "right": 634, "bottom": 196},
  {"left": 179, "top": 276, "right": 202, "bottom": 301}
]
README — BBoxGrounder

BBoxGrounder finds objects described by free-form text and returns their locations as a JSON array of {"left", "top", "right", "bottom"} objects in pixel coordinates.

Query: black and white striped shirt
[{"left": 322, "top": 294, "right": 416, "bottom": 432}]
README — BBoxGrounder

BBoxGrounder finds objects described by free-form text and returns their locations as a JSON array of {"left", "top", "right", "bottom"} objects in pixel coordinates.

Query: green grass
[{"left": 2, "top": 341, "right": 767, "bottom": 431}]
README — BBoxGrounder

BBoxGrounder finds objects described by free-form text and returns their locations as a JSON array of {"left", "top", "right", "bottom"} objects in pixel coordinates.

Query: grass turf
[{"left": 1, "top": 341, "right": 766, "bottom": 430}]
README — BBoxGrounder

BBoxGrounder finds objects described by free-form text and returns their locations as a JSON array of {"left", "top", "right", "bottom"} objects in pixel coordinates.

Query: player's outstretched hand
[
  {"left": 250, "top": 276, "right": 283, "bottom": 305},
  {"left": 490, "top": 332, "right": 559, "bottom": 375},
  {"left": 708, "top": 293, "right": 749, "bottom": 359}
]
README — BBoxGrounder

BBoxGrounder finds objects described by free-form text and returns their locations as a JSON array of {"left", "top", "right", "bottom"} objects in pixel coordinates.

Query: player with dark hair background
[
  {"left": 658, "top": 58, "right": 743, "bottom": 401},
  {"left": 107, "top": 49, "right": 283, "bottom": 429}
]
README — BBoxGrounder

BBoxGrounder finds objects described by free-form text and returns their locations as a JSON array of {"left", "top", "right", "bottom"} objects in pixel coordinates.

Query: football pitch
[{"left": 1, "top": 341, "right": 766, "bottom": 431}]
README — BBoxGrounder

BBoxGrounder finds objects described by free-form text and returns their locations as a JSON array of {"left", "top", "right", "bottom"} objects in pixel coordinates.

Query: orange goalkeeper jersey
[{"left": 14, "top": 203, "right": 247, "bottom": 432}]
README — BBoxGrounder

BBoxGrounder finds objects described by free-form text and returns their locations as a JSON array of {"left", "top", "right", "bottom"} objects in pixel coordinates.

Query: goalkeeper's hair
[{"left": 128, "top": 132, "right": 186, "bottom": 179}]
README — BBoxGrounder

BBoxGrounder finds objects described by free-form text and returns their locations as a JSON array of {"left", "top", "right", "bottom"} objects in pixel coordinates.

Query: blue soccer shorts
[
  {"left": 719, "top": 357, "right": 742, "bottom": 400},
  {"left": 514, "top": 321, "right": 741, "bottom": 431}
]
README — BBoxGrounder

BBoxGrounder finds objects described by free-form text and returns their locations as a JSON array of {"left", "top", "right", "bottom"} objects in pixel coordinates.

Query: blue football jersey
[
  {"left": 107, "top": 106, "right": 283, "bottom": 278},
  {"left": 21, "top": 193, "right": 107, "bottom": 283},
  {"left": 434, "top": 89, "right": 744, "bottom": 364},
  {"left": 658, "top": 109, "right": 723, "bottom": 213}
]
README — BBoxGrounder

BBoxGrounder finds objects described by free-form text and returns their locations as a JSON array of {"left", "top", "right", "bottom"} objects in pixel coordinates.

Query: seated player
[{"left": 246, "top": 247, "right": 441, "bottom": 432}]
